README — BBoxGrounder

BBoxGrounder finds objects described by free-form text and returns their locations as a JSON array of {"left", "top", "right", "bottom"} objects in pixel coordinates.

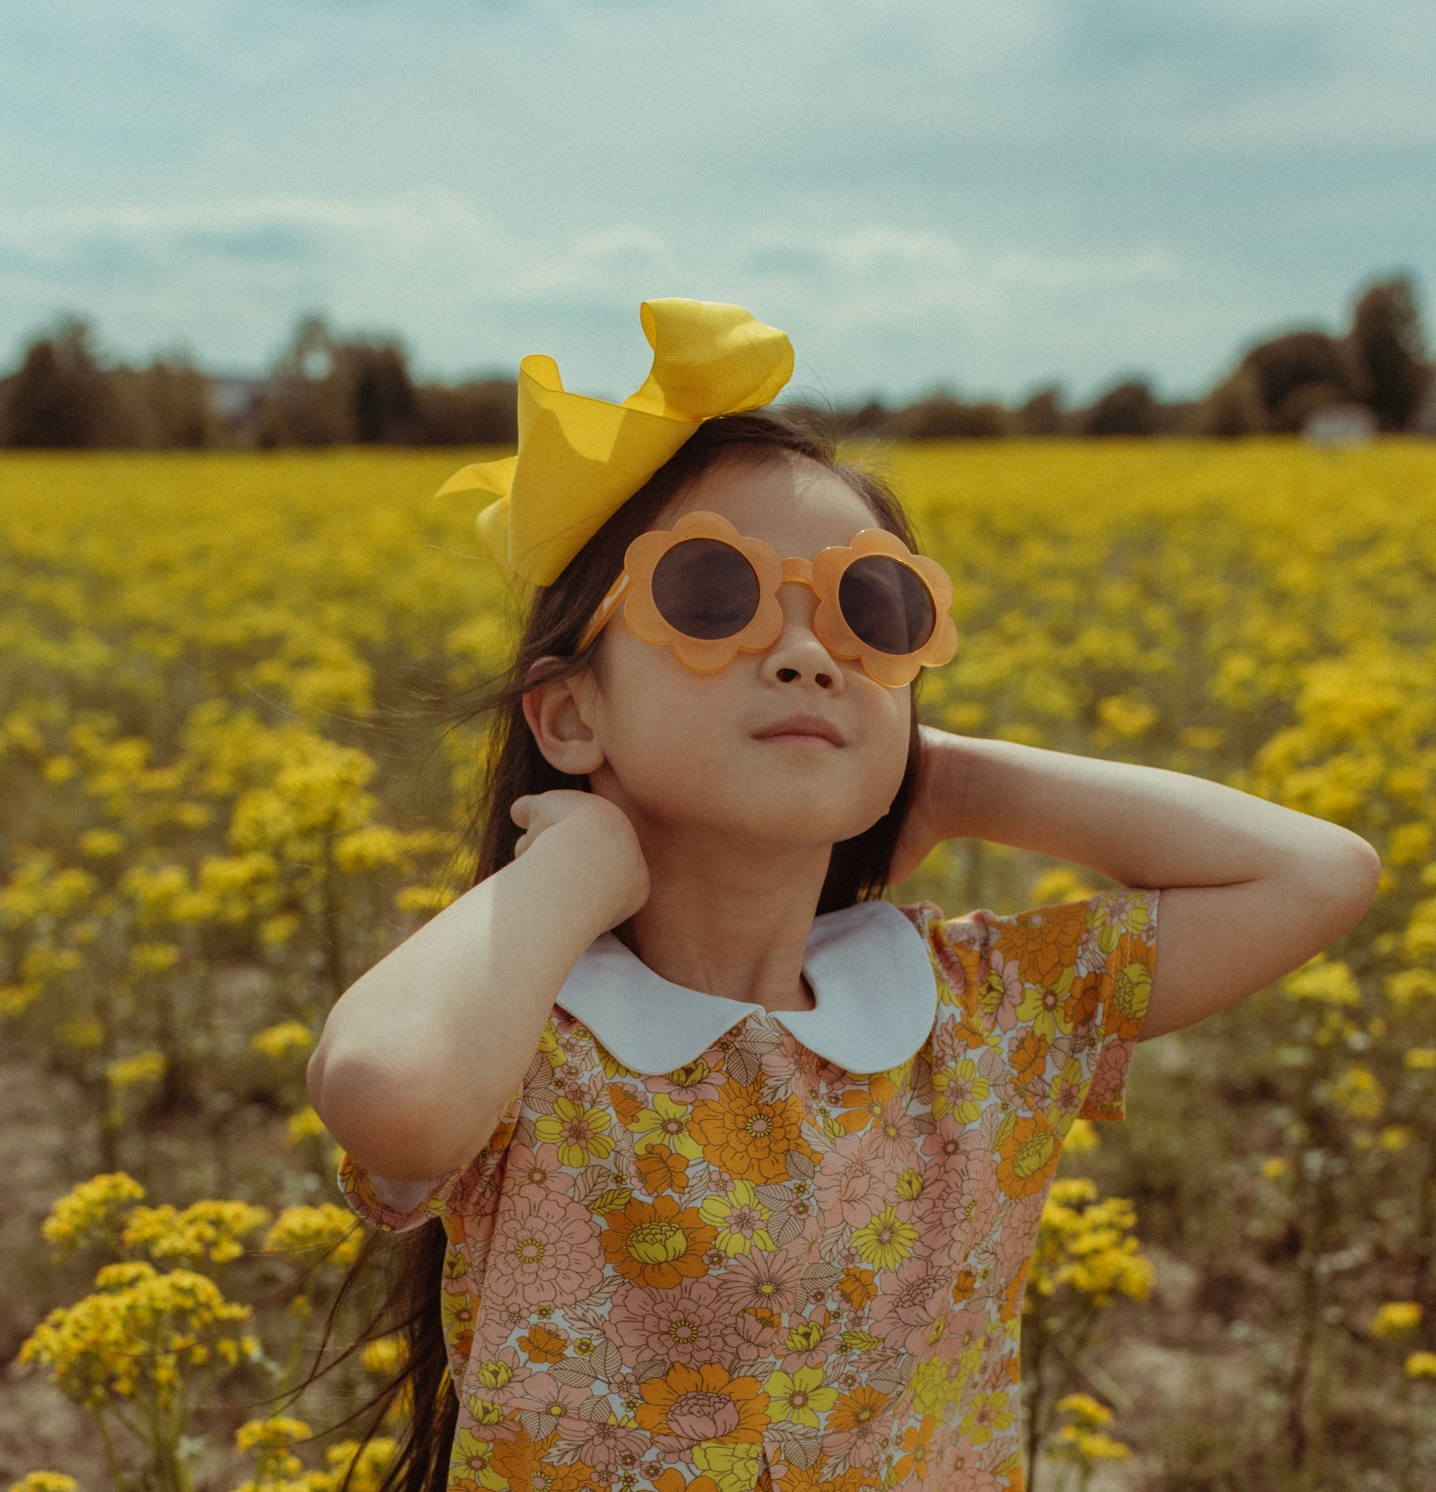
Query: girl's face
[{"left": 577, "top": 454, "right": 913, "bottom": 857}]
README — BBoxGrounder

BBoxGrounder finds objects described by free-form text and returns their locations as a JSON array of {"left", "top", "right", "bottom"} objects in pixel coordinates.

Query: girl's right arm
[{"left": 307, "top": 791, "right": 648, "bottom": 1182}]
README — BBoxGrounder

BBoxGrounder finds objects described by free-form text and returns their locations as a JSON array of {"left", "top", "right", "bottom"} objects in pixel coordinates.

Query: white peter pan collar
[{"left": 554, "top": 899, "right": 937, "bottom": 1077}]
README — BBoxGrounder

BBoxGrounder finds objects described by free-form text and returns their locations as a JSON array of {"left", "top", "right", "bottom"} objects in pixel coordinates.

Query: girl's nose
[{"left": 759, "top": 577, "right": 843, "bottom": 691}]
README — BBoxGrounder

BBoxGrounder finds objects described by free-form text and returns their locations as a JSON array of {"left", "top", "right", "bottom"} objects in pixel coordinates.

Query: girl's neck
[{"left": 614, "top": 828, "right": 829, "bottom": 1014}]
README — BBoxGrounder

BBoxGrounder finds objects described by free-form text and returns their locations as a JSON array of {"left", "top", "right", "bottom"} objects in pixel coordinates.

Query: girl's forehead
[{"left": 658, "top": 455, "right": 875, "bottom": 557}]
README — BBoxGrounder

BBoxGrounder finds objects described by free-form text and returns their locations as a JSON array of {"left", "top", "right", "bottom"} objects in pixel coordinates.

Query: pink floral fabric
[{"left": 339, "top": 891, "right": 1158, "bottom": 1492}]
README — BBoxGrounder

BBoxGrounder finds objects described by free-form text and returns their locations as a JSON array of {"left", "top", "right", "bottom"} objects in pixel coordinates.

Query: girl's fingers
[{"left": 510, "top": 796, "right": 533, "bottom": 828}]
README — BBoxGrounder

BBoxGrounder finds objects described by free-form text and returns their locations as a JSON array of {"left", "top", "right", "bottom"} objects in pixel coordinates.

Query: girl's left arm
[{"left": 893, "top": 727, "right": 1381, "bottom": 1040}]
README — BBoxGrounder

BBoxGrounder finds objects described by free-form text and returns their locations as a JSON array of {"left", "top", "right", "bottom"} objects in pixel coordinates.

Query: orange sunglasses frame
[{"left": 576, "top": 510, "right": 958, "bottom": 687}]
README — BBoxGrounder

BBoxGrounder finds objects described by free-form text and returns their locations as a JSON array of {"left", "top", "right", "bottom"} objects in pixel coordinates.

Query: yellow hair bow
[{"left": 437, "top": 299, "right": 794, "bottom": 587}]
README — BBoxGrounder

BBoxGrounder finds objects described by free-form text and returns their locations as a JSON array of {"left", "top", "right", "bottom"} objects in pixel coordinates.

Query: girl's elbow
[
  {"left": 309, "top": 1047, "right": 484, "bottom": 1180},
  {"left": 1352, "top": 832, "right": 1382, "bottom": 896},
  {"left": 1308, "top": 830, "right": 1381, "bottom": 936},
  {"left": 305, "top": 1042, "right": 329, "bottom": 1112}
]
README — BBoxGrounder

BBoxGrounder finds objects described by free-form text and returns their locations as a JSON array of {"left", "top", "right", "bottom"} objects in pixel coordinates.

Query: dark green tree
[
  {"left": 1015, "top": 388, "right": 1063, "bottom": 436},
  {"left": 258, "top": 318, "right": 423, "bottom": 446},
  {"left": 109, "top": 359, "right": 219, "bottom": 448},
  {"left": 1237, "top": 332, "right": 1367, "bottom": 433},
  {"left": 1079, "top": 380, "right": 1160, "bottom": 437},
  {"left": 894, "top": 392, "right": 1009, "bottom": 438},
  {"left": 351, "top": 344, "right": 420, "bottom": 443},
  {"left": 1347, "top": 277, "right": 1431, "bottom": 431},
  {"left": 3, "top": 319, "right": 111, "bottom": 447},
  {"left": 414, "top": 379, "right": 518, "bottom": 445},
  {"left": 1189, "top": 367, "right": 1267, "bottom": 437}
]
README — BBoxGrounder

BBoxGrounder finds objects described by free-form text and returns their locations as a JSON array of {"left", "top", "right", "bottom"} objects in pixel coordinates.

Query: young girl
[{"left": 308, "top": 300, "right": 1378, "bottom": 1492}]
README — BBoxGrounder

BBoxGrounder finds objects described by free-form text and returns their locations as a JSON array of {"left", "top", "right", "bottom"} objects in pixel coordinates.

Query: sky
[{"left": 3, "top": 0, "right": 1434, "bottom": 405}]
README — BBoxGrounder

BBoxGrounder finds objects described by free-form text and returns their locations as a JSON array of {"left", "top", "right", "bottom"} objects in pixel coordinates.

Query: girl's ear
[{"left": 522, "top": 662, "right": 607, "bottom": 777}]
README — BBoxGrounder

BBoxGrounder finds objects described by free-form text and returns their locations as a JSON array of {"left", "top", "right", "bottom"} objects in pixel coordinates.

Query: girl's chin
[{"left": 678, "top": 808, "right": 883, "bottom": 853}]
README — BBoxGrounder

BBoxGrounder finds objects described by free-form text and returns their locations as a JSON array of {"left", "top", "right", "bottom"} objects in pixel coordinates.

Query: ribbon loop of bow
[{"left": 438, "top": 299, "right": 794, "bottom": 588}]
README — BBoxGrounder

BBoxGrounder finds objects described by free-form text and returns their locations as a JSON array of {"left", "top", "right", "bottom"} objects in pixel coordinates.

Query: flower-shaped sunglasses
[{"left": 577, "top": 511, "right": 958, "bottom": 687}]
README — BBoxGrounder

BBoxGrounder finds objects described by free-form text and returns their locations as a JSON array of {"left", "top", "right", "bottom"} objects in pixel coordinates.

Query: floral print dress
[{"left": 340, "top": 890, "right": 1158, "bottom": 1492}]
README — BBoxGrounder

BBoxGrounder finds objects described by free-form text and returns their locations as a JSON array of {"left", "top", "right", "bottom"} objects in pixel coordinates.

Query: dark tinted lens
[
  {"left": 838, "top": 555, "right": 935, "bottom": 654},
  {"left": 651, "top": 538, "right": 761, "bottom": 640}
]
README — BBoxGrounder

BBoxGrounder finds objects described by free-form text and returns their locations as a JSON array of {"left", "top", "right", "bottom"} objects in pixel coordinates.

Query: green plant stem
[
  {"left": 102, "top": 1398, "right": 147, "bottom": 1456},
  {"left": 285, "top": 1297, "right": 314, "bottom": 1392},
  {"left": 1049, "top": 1316, "right": 1101, "bottom": 1409},
  {"left": 1398, "top": 1368, "right": 1414, "bottom": 1492},
  {"left": 95, "top": 1409, "right": 130, "bottom": 1492}
]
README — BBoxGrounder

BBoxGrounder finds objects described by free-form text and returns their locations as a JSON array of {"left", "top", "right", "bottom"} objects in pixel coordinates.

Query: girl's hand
[{"left": 511, "top": 789, "right": 650, "bottom": 930}]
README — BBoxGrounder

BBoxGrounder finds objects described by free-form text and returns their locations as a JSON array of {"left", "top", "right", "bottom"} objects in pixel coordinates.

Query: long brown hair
[{"left": 341, "top": 411, "right": 926, "bottom": 1488}]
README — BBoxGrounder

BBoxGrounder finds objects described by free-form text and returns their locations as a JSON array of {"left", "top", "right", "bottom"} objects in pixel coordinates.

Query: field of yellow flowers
[{"left": 3, "top": 440, "right": 1436, "bottom": 1492}]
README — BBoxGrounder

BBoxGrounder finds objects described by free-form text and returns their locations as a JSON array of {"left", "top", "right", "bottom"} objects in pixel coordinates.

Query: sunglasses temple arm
[{"left": 577, "top": 571, "right": 633, "bottom": 652}]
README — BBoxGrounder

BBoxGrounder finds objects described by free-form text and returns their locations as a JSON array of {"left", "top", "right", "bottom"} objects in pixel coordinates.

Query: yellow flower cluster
[
  {"left": 39, "top": 1175, "right": 270, "bottom": 1269},
  {"left": 41, "top": 1173, "right": 146, "bottom": 1256},
  {"left": 9, "top": 1475, "right": 78, "bottom": 1492},
  {"left": 1326, "top": 1064, "right": 1386, "bottom": 1123},
  {"left": 228, "top": 1418, "right": 396, "bottom": 1492},
  {"left": 285, "top": 1105, "right": 329, "bottom": 1146},
  {"left": 1047, "top": 1392, "right": 1132, "bottom": 1470},
  {"left": 251, "top": 1021, "right": 316, "bottom": 1060},
  {"left": 263, "top": 1204, "right": 364, "bottom": 1267},
  {"left": 121, "top": 1200, "right": 272, "bottom": 1266},
  {"left": 105, "top": 1051, "right": 166, "bottom": 1091},
  {"left": 1371, "top": 1301, "right": 1423, "bottom": 1338},
  {"left": 19, "top": 1261, "right": 254, "bottom": 1411},
  {"left": 359, "top": 1336, "right": 407, "bottom": 1375},
  {"left": 1283, "top": 957, "right": 1362, "bottom": 1008},
  {"left": 319, "top": 1440, "right": 398, "bottom": 1492},
  {"left": 234, "top": 1414, "right": 314, "bottom": 1475},
  {"left": 1028, "top": 1179, "right": 1154, "bottom": 1310},
  {"left": 22, "top": 1172, "right": 385, "bottom": 1489}
]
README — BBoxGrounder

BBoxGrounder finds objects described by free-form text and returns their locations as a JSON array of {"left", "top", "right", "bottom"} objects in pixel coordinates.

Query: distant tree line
[
  {"left": 1, "top": 277, "right": 1431, "bottom": 449},
  {"left": 0, "top": 315, "right": 517, "bottom": 450},
  {"left": 810, "top": 277, "right": 1433, "bottom": 441}
]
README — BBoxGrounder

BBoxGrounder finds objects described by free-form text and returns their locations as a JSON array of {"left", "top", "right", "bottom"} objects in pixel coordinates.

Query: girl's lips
[{"left": 753, "top": 714, "right": 846, "bottom": 746}]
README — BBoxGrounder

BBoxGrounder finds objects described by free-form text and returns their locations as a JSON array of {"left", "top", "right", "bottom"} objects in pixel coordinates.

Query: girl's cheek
[{"left": 597, "top": 684, "right": 730, "bottom": 787}]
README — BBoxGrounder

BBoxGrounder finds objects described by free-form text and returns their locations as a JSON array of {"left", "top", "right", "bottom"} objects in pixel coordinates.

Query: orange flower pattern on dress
[
  {"left": 602, "top": 1196, "right": 717, "bottom": 1289},
  {"left": 338, "top": 891, "right": 1158, "bottom": 1491},
  {"left": 834, "top": 1073, "right": 898, "bottom": 1133},
  {"left": 636, "top": 1143, "right": 691, "bottom": 1196},
  {"left": 688, "top": 1079, "right": 810, "bottom": 1184},
  {"left": 636, "top": 1361, "right": 770, "bottom": 1456},
  {"left": 517, "top": 1322, "right": 569, "bottom": 1363},
  {"left": 995, "top": 1113, "right": 1062, "bottom": 1201}
]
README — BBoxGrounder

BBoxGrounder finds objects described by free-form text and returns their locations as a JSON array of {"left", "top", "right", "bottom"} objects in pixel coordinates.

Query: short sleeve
[
  {"left": 1075, "top": 889, "right": 1159, "bottom": 1121},
  {"left": 337, "top": 1088, "right": 523, "bottom": 1233},
  {"left": 338, "top": 1159, "right": 460, "bottom": 1232},
  {"left": 914, "top": 887, "right": 1158, "bottom": 1128}
]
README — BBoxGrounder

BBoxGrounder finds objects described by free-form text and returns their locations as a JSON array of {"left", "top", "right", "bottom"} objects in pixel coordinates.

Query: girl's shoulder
[
  {"left": 902, "top": 886, "right": 1158, "bottom": 982},
  {"left": 905, "top": 888, "right": 1160, "bottom": 1122}
]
